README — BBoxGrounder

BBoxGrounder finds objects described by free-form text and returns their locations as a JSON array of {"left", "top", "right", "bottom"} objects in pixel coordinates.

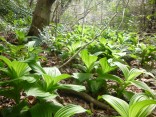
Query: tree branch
[{"left": 59, "top": 89, "right": 114, "bottom": 112}]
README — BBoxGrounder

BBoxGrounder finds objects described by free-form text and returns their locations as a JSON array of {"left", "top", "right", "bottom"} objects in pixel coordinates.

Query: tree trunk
[{"left": 28, "top": 0, "right": 56, "bottom": 36}]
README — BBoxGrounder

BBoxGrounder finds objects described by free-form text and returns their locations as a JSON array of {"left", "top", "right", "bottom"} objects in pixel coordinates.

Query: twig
[
  {"left": 117, "top": 8, "right": 126, "bottom": 31},
  {"left": 116, "top": 0, "right": 129, "bottom": 31}
]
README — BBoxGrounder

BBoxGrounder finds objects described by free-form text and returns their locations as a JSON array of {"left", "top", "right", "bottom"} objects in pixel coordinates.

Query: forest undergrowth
[{"left": 0, "top": 23, "right": 156, "bottom": 117}]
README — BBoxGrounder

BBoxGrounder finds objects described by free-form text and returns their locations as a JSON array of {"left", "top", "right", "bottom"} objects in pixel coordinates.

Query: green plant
[
  {"left": 101, "top": 62, "right": 155, "bottom": 98},
  {"left": 98, "top": 93, "right": 156, "bottom": 117},
  {"left": 79, "top": 49, "right": 98, "bottom": 73},
  {"left": 54, "top": 104, "right": 86, "bottom": 117},
  {"left": 0, "top": 56, "right": 86, "bottom": 117},
  {"left": 67, "top": 41, "right": 84, "bottom": 55},
  {"left": 0, "top": 36, "right": 27, "bottom": 59},
  {"left": 135, "top": 43, "right": 156, "bottom": 66},
  {"left": 15, "top": 29, "right": 27, "bottom": 44},
  {"left": 73, "top": 55, "right": 116, "bottom": 96},
  {"left": 0, "top": 56, "right": 35, "bottom": 103}
]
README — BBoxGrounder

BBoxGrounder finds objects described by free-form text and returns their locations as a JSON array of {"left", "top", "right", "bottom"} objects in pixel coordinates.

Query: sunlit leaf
[
  {"left": 58, "top": 84, "right": 86, "bottom": 92},
  {"left": 0, "top": 56, "right": 12, "bottom": 69},
  {"left": 54, "top": 104, "right": 86, "bottom": 117},
  {"left": 131, "top": 80, "right": 155, "bottom": 97},
  {"left": 72, "top": 73, "right": 92, "bottom": 82},
  {"left": 100, "top": 73, "right": 123, "bottom": 83},
  {"left": 25, "top": 87, "right": 57, "bottom": 101},
  {"left": 98, "top": 95, "right": 129, "bottom": 117},
  {"left": 127, "top": 68, "right": 143, "bottom": 81},
  {"left": 30, "top": 102, "right": 61, "bottom": 117},
  {"left": 99, "top": 58, "right": 116, "bottom": 74},
  {"left": 129, "top": 100, "right": 156, "bottom": 117},
  {"left": 43, "top": 67, "right": 61, "bottom": 77},
  {"left": 114, "top": 62, "right": 129, "bottom": 80},
  {"left": 80, "top": 49, "right": 98, "bottom": 72},
  {"left": 11, "top": 61, "right": 31, "bottom": 78}
]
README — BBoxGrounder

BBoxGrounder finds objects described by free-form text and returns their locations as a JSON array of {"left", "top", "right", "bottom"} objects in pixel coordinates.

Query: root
[{"left": 58, "top": 89, "right": 114, "bottom": 112}]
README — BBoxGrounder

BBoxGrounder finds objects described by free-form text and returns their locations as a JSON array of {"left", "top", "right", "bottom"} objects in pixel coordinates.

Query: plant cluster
[
  {"left": 0, "top": 55, "right": 86, "bottom": 117},
  {"left": 0, "top": 23, "right": 156, "bottom": 117}
]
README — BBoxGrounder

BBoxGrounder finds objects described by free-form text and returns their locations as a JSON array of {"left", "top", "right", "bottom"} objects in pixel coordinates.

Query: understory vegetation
[{"left": 0, "top": 0, "right": 156, "bottom": 117}]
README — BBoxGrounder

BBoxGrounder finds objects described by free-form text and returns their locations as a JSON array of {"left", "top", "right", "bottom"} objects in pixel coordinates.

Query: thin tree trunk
[
  {"left": 52, "top": 0, "right": 72, "bottom": 23},
  {"left": 28, "top": 0, "right": 56, "bottom": 36}
]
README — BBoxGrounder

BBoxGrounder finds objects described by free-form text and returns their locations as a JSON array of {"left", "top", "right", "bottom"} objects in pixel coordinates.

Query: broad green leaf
[
  {"left": 129, "top": 93, "right": 155, "bottom": 117},
  {"left": 54, "top": 74, "right": 71, "bottom": 84},
  {"left": 1, "top": 100, "right": 28, "bottom": 117},
  {"left": 122, "top": 90, "right": 134, "bottom": 101},
  {"left": 114, "top": 62, "right": 129, "bottom": 80},
  {"left": 99, "top": 95, "right": 129, "bottom": 117},
  {"left": 74, "top": 64, "right": 87, "bottom": 72},
  {"left": 54, "top": 104, "right": 86, "bottom": 117},
  {"left": 127, "top": 68, "right": 143, "bottom": 81},
  {"left": 0, "top": 59, "right": 31, "bottom": 79},
  {"left": 88, "top": 78, "right": 106, "bottom": 94},
  {"left": 43, "top": 74, "right": 71, "bottom": 90},
  {"left": 80, "top": 49, "right": 97, "bottom": 72},
  {"left": 0, "top": 56, "right": 12, "bottom": 69},
  {"left": 58, "top": 84, "right": 86, "bottom": 92},
  {"left": 9, "top": 44, "right": 24, "bottom": 54},
  {"left": 129, "top": 93, "right": 149, "bottom": 106},
  {"left": 25, "top": 87, "right": 57, "bottom": 101},
  {"left": 42, "top": 74, "right": 54, "bottom": 90},
  {"left": 0, "top": 76, "right": 36, "bottom": 85},
  {"left": 0, "top": 88, "right": 20, "bottom": 103},
  {"left": 129, "top": 100, "right": 156, "bottom": 117},
  {"left": 43, "top": 67, "right": 61, "bottom": 77},
  {"left": 67, "top": 41, "right": 82, "bottom": 53},
  {"left": 131, "top": 80, "right": 155, "bottom": 97},
  {"left": 11, "top": 61, "right": 31, "bottom": 78},
  {"left": 29, "top": 62, "right": 46, "bottom": 75},
  {"left": 137, "top": 105, "right": 155, "bottom": 117},
  {"left": 23, "top": 54, "right": 37, "bottom": 63},
  {"left": 72, "top": 73, "right": 92, "bottom": 82},
  {"left": 26, "top": 41, "right": 36, "bottom": 51},
  {"left": 20, "top": 76, "right": 36, "bottom": 83},
  {"left": 30, "top": 102, "right": 61, "bottom": 117},
  {"left": 99, "top": 58, "right": 116, "bottom": 74},
  {"left": 100, "top": 73, "right": 124, "bottom": 83},
  {"left": 99, "top": 38, "right": 107, "bottom": 45}
]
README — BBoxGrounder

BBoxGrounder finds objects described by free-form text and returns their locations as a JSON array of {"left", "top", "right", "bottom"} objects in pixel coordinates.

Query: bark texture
[{"left": 28, "top": 0, "right": 56, "bottom": 36}]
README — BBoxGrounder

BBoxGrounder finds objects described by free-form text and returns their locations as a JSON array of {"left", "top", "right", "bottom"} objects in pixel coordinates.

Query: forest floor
[{"left": 0, "top": 32, "right": 156, "bottom": 117}]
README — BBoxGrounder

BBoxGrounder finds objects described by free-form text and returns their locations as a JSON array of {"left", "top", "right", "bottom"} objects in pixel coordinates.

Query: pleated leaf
[
  {"left": 114, "top": 62, "right": 129, "bottom": 80},
  {"left": 43, "top": 67, "right": 61, "bottom": 77},
  {"left": 58, "top": 84, "right": 86, "bottom": 92},
  {"left": 99, "top": 58, "right": 116, "bottom": 73},
  {"left": 80, "top": 49, "right": 98, "bottom": 72},
  {"left": 54, "top": 104, "right": 86, "bottom": 117},
  {"left": 127, "top": 68, "right": 143, "bottom": 81},
  {"left": 0, "top": 56, "right": 12, "bottom": 69},
  {"left": 25, "top": 87, "right": 57, "bottom": 101},
  {"left": 11, "top": 61, "right": 31, "bottom": 78},
  {"left": 99, "top": 95, "right": 129, "bottom": 117},
  {"left": 131, "top": 80, "right": 155, "bottom": 97},
  {"left": 30, "top": 103, "right": 57, "bottom": 117},
  {"left": 129, "top": 100, "right": 156, "bottom": 117},
  {"left": 100, "top": 73, "right": 124, "bottom": 83},
  {"left": 72, "top": 73, "right": 92, "bottom": 82}
]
